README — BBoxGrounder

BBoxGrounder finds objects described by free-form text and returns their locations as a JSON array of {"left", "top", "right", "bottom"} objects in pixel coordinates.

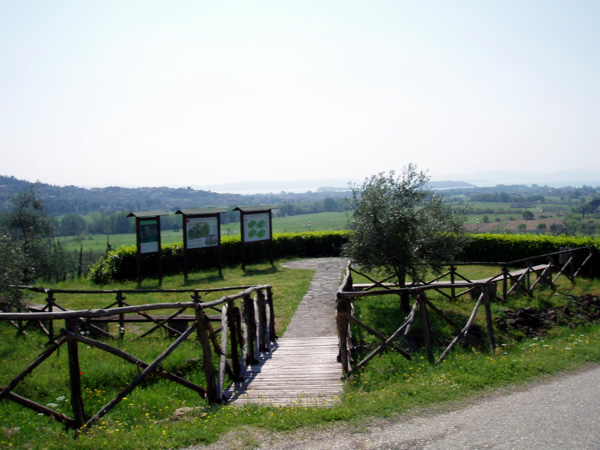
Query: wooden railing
[
  {"left": 337, "top": 246, "right": 598, "bottom": 375},
  {"left": 0, "top": 285, "right": 276, "bottom": 430}
]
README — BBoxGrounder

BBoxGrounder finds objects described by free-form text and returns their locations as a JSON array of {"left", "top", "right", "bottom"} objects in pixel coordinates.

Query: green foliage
[
  {"left": 88, "top": 232, "right": 350, "bottom": 283},
  {"left": 522, "top": 210, "right": 535, "bottom": 220},
  {"left": 0, "top": 233, "right": 28, "bottom": 309},
  {"left": 343, "top": 166, "right": 469, "bottom": 286},
  {"left": 0, "top": 187, "right": 61, "bottom": 283},
  {"left": 88, "top": 230, "right": 600, "bottom": 283},
  {"left": 460, "top": 233, "right": 600, "bottom": 267}
]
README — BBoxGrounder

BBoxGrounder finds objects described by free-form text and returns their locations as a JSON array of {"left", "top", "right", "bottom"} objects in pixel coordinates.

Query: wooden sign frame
[
  {"left": 175, "top": 208, "right": 227, "bottom": 278},
  {"left": 128, "top": 210, "right": 168, "bottom": 282},
  {"left": 234, "top": 206, "right": 275, "bottom": 270}
]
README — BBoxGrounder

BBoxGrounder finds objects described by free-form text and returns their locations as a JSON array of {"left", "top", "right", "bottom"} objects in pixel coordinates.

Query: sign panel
[
  {"left": 139, "top": 219, "right": 159, "bottom": 254},
  {"left": 185, "top": 217, "right": 219, "bottom": 249},
  {"left": 243, "top": 212, "right": 271, "bottom": 242}
]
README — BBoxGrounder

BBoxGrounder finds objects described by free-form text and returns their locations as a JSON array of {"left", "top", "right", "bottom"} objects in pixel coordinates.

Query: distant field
[{"left": 60, "top": 211, "right": 350, "bottom": 252}]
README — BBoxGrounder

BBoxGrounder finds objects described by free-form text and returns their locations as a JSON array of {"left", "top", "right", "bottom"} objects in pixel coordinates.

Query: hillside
[{"left": 0, "top": 175, "right": 351, "bottom": 215}]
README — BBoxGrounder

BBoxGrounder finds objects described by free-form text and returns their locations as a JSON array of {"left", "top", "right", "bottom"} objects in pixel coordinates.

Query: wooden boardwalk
[
  {"left": 224, "top": 258, "right": 347, "bottom": 407},
  {"left": 224, "top": 336, "right": 343, "bottom": 406}
]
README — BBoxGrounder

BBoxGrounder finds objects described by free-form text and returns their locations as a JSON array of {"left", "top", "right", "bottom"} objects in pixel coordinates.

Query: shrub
[
  {"left": 88, "top": 231, "right": 350, "bottom": 283},
  {"left": 88, "top": 232, "right": 599, "bottom": 284}
]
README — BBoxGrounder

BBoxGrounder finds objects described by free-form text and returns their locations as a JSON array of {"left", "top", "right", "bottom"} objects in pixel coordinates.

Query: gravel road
[{"left": 208, "top": 365, "right": 600, "bottom": 449}]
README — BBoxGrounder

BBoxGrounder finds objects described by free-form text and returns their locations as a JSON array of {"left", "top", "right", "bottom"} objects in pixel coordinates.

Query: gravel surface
[
  {"left": 204, "top": 365, "right": 600, "bottom": 449},
  {"left": 280, "top": 257, "right": 348, "bottom": 338}
]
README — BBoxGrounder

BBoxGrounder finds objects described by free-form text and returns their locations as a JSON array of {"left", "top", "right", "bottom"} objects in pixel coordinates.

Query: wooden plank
[{"left": 225, "top": 336, "right": 343, "bottom": 406}]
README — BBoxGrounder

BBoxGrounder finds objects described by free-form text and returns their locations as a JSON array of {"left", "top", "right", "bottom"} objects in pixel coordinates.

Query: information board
[
  {"left": 242, "top": 212, "right": 271, "bottom": 242},
  {"left": 185, "top": 217, "right": 219, "bottom": 249},
  {"left": 139, "top": 219, "right": 159, "bottom": 254}
]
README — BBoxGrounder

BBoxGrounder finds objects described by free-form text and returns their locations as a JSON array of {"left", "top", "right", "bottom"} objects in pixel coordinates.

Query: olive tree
[
  {"left": 0, "top": 233, "right": 28, "bottom": 310},
  {"left": 343, "top": 165, "right": 469, "bottom": 311}
]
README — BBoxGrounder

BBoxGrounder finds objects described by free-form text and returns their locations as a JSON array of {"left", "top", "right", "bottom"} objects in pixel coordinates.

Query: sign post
[
  {"left": 175, "top": 208, "right": 227, "bottom": 278},
  {"left": 234, "top": 206, "right": 274, "bottom": 270},
  {"left": 128, "top": 210, "right": 168, "bottom": 282}
]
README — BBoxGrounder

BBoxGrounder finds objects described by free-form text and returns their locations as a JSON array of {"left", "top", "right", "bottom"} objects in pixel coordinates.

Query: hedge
[
  {"left": 88, "top": 232, "right": 600, "bottom": 284},
  {"left": 88, "top": 231, "right": 349, "bottom": 284}
]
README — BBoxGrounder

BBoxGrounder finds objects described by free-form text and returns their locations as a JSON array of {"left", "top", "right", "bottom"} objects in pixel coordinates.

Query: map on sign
[
  {"left": 139, "top": 219, "right": 159, "bottom": 254},
  {"left": 243, "top": 212, "right": 271, "bottom": 242},
  {"left": 186, "top": 217, "right": 219, "bottom": 249}
]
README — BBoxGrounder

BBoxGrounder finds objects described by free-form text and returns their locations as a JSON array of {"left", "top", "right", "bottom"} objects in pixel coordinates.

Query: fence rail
[
  {"left": 0, "top": 285, "right": 276, "bottom": 430},
  {"left": 337, "top": 246, "right": 598, "bottom": 375}
]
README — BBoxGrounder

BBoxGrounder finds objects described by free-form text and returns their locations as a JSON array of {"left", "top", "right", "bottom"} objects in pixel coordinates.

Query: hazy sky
[{"left": 1, "top": 1, "right": 599, "bottom": 189}]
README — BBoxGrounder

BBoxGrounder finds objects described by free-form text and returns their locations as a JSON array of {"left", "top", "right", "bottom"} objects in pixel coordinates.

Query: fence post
[
  {"left": 483, "top": 285, "right": 496, "bottom": 353},
  {"left": 502, "top": 265, "right": 509, "bottom": 301},
  {"left": 227, "top": 300, "right": 241, "bottom": 379},
  {"left": 418, "top": 293, "right": 434, "bottom": 364},
  {"left": 116, "top": 291, "right": 125, "bottom": 339},
  {"left": 47, "top": 291, "right": 55, "bottom": 343},
  {"left": 336, "top": 294, "right": 352, "bottom": 373},
  {"left": 243, "top": 295, "right": 257, "bottom": 365},
  {"left": 194, "top": 305, "right": 219, "bottom": 403},
  {"left": 65, "top": 318, "right": 86, "bottom": 427},
  {"left": 266, "top": 287, "right": 277, "bottom": 342},
  {"left": 450, "top": 265, "right": 456, "bottom": 301},
  {"left": 547, "top": 256, "right": 555, "bottom": 288},
  {"left": 256, "top": 290, "right": 268, "bottom": 352}
]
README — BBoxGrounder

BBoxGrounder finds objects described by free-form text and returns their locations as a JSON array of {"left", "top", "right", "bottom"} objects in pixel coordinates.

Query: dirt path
[{"left": 250, "top": 365, "right": 600, "bottom": 449}]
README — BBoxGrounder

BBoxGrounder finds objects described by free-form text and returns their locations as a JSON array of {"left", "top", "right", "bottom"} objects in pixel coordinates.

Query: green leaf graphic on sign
[
  {"left": 248, "top": 220, "right": 257, "bottom": 228},
  {"left": 249, "top": 229, "right": 257, "bottom": 238},
  {"left": 257, "top": 220, "right": 265, "bottom": 229},
  {"left": 257, "top": 229, "right": 266, "bottom": 238}
]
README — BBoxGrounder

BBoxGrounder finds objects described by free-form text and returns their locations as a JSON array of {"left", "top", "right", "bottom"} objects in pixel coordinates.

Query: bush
[
  {"left": 88, "top": 231, "right": 599, "bottom": 284},
  {"left": 459, "top": 234, "right": 600, "bottom": 274},
  {"left": 88, "top": 231, "right": 350, "bottom": 283}
]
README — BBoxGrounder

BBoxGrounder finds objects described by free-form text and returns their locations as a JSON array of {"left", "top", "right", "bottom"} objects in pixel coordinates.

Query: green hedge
[
  {"left": 88, "top": 231, "right": 349, "bottom": 283},
  {"left": 88, "top": 232, "right": 599, "bottom": 284},
  {"left": 460, "top": 234, "right": 600, "bottom": 268}
]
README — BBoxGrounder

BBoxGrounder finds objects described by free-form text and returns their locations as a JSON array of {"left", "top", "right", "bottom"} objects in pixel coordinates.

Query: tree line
[{"left": 56, "top": 197, "right": 349, "bottom": 237}]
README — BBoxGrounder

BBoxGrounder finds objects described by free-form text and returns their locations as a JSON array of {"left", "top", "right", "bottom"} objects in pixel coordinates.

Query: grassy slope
[
  {"left": 2, "top": 263, "right": 600, "bottom": 448},
  {"left": 60, "top": 212, "right": 350, "bottom": 251}
]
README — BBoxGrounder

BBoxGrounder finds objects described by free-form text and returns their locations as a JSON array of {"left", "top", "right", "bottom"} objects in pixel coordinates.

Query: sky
[{"left": 1, "top": 1, "right": 599, "bottom": 190}]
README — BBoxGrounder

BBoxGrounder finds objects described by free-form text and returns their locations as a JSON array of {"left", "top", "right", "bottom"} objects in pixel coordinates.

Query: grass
[
  {"left": 1, "top": 262, "right": 600, "bottom": 448},
  {"left": 60, "top": 212, "right": 350, "bottom": 252}
]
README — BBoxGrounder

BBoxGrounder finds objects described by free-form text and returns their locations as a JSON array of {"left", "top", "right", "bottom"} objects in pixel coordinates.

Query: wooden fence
[
  {"left": 0, "top": 285, "right": 276, "bottom": 430},
  {"left": 337, "top": 246, "right": 598, "bottom": 375}
]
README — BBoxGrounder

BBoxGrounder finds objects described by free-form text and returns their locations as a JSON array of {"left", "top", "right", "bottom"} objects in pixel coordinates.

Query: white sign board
[
  {"left": 243, "top": 212, "right": 271, "bottom": 242},
  {"left": 185, "top": 217, "right": 219, "bottom": 249}
]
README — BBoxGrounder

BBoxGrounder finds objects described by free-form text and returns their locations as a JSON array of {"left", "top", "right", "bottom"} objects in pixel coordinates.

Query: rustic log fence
[
  {"left": 7, "top": 285, "right": 273, "bottom": 344},
  {"left": 0, "top": 285, "right": 276, "bottom": 430},
  {"left": 337, "top": 246, "right": 598, "bottom": 375}
]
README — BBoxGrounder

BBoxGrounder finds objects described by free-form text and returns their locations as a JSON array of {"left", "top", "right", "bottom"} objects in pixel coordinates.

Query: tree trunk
[{"left": 398, "top": 271, "right": 410, "bottom": 312}]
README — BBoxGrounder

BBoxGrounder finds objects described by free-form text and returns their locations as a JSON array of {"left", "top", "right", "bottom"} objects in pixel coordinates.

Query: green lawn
[
  {"left": 2, "top": 262, "right": 600, "bottom": 448},
  {"left": 60, "top": 212, "right": 350, "bottom": 252}
]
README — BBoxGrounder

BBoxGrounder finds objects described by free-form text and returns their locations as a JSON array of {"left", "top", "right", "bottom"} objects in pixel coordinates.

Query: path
[
  {"left": 255, "top": 365, "right": 600, "bottom": 449},
  {"left": 224, "top": 258, "right": 348, "bottom": 406}
]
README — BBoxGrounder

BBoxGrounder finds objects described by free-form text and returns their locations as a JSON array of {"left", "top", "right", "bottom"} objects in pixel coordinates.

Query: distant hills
[
  {"left": 435, "top": 170, "right": 600, "bottom": 188},
  {"left": 0, "top": 175, "right": 351, "bottom": 215},
  {"left": 1, "top": 171, "right": 597, "bottom": 217}
]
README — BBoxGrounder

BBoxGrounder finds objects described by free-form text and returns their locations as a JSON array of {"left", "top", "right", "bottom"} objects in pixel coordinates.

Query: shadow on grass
[
  {"left": 242, "top": 265, "right": 279, "bottom": 277},
  {"left": 184, "top": 273, "right": 225, "bottom": 286},
  {"left": 135, "top": 279, "right": 164, "bottom": 290}
]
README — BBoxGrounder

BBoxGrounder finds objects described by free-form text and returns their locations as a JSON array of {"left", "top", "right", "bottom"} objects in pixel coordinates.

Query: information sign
[
  {"left": 242, "top": 212, "right": 271, "bottom": 242},
  {"left": 140, "top": 219, "right": 159, "bottom": 254},
  {"left": 186, "top": 217, "right": 219, "bottom": 249}
]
